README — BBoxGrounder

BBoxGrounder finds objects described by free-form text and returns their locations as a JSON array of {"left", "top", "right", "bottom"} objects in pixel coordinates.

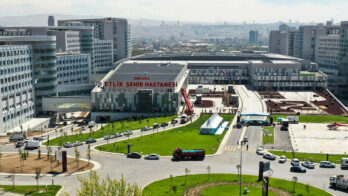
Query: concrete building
[
  {"left": 0, "top": 45, "right": 35, "bottom": 133},
  {"left": 91, "top": 60, "right": 189, "bottom": 121},
  {"left": 92, "top": 39, "right": 113, "bottom": 82},
  {"left": 58, "top": 18, "right": 131, "bottom": 61},
  {"left": 0, "top": 36, "right": 57, "bottom": 113},
  {"left": 249, "top": 30, "right": 259, "bottom": 44},
  {"left": 48, "top": 16, "right": 55, "bottom": 26}
]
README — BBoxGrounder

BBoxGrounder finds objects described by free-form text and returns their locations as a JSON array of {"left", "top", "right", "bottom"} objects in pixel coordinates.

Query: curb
[{"left": 0, "top": 152, "right": 101, "bottom": 177}]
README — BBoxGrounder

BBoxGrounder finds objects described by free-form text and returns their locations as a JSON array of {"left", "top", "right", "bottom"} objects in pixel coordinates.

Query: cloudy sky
[{"left": 0, "top": 0, "right": 347, "bottom": 23}]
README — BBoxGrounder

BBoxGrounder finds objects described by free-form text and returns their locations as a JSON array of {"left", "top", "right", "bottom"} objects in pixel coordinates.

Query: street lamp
[{"left": 238, "top": 140, "right": 247, "bottom": 196}]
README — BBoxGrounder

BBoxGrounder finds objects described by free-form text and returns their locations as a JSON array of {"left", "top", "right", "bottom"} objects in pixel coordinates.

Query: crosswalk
[{"left": 223, "top": 145, "right": 257, "bottom": 152}]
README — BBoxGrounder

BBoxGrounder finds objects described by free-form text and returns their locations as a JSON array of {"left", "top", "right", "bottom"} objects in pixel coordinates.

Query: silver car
[
  {"left": 302, "top": 161, "right": 315, "bottom": 169},
  {"left": 279, "top": 155, "right": 287, "bottom": 163},
  {"left": 145, "top": 153, "right": 160, "bottom": 160},
  {"left": 64, "top": 142, "right": 73, "bottom": 148}
]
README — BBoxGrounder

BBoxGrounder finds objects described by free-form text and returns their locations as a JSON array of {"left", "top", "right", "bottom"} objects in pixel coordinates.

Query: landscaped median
[
  {"left": 44, "top": 115, "right": 176, "bottom": 146},
  {"left": 0, "top": 185, "right": 61, "bottom": 196},
  {"left": 143, "top": 174, "right": 331, "bottom": 196},
  {"left": 271, "top": 115, "right": 348, "bottom": 124},
  {"left": 269, "top": 150, "right": 347, "bottom": 164},
  {"left": 262, "top": 126, "right": 274, "bottom": 144},
  {"left": 96, "top": 114, "right": 234, "bottom": 156}
]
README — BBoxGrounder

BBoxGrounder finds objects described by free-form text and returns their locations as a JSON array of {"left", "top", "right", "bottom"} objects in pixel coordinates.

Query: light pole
[{"left": 239, "top": 140, "right": 247, "bottom": 196}]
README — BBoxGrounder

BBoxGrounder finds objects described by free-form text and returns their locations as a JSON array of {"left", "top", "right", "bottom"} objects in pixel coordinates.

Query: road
[{"left": 0, "top": 85, "right": 346, "bottom": 196}]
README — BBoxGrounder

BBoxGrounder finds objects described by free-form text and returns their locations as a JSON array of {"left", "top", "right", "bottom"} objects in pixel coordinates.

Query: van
[
  {"left": 341, "top": 158, "right": 348, "bottom": 168},
  {"left": 88, "top": 121, "right": 95, "bottom": 128},
  {"left": 24, "top": 141, "right": 40, "bottom": 150}
]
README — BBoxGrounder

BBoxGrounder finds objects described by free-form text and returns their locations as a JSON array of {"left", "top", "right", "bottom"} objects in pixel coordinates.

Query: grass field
[
  {"left": 202, "top": 184, "right": 277, "bottom": 196},
  {"left": 45, "top": 115, "right": 176, "bottom": 146},
  {"left": 143, "top": 174, "right": 331, "bottom": 196},
  {"left": 96, "top": 114, "right": 234, "bottom": 156},
  {"left": 262, "top": 126, "right": 274, "bottom": 144},
  {"left": 272, "top": 115, "right": 348, "bottom": 124},
  {"left": 0, "top": 185, "right": 61, "bottom": 196},
  {"left": 269, "top": 150, "right": 348, "bottom": 164}
]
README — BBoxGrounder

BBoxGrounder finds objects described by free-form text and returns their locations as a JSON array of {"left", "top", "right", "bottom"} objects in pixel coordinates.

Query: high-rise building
[
  {"left": 48, "top": 16, "right": 55, "bottom": 26},
  {"left": 58, "top": 18, "right": 131, "bottom": 61},
  {"left": 0, "top": 45, "right": 35, "bottom": 134},
  {"left": 0, "top": 36, "right": 57, "bottom": 113},
  {"left": 249, "top": 30, "right": 259, "bottom": 44}
]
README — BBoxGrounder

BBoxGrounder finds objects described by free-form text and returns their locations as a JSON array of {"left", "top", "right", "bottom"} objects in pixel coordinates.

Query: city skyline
[{"left": 1, "top": 0, "right": 347, "bottom": 23}]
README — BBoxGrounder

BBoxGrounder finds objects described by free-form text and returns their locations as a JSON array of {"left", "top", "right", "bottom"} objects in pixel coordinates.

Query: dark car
[
  {"left": 161, "top": 122, "right": 169, "bottom": 127},
  {"left": 281, "top": 126, "right": 289, "bottom": 131},
  {"left": 114, "top": 133, "right": 123, "bottom": 138},
  {"left": 263, "top": 153, "right": 276, "bottom": 160},
  {"left": 153, "top": 123, "right": 160, "bottom": 129},
  {"left": 171, "top": 120, "right": 178, "bottom": 124},
  {"left": 290, "top": 166, "right": 306, "bottom": 173},
  {"left": 127, "top": 152, "right": 142, "bottom": 159},
  {"left": 85, "top": 138, "right": 97, "bottom": 144},
  {"left": 15, "top": 141, "right": 24, "bottom": 148}
]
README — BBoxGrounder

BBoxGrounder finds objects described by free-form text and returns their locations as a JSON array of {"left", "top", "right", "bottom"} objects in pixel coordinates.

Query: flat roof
[{"left": 0, "top": 36, "right": 56, "bottom": 42}]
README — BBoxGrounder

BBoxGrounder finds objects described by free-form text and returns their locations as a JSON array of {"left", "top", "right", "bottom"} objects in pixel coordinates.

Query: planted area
[
  {"left": 96, "top": 114, "right": 234, "bottom": 156},
  {"left": 271, "top": 115, "right": 348, "bottom": 124},
  {"left": 202, "top": 184, "right": 277, "bottom": 196},
  {"left": 143, "top": 174, "right": 331, "bottom": 196},
  {"left": 262, "top": 126, "right": 274, "bottom": 144},
  {"left": 0, "top": 185, "right": 61, "bottom": 196},
  {"left": 45, "top": 115, "right": 176, "bottom": 146},
  {"left": 269, "top": 150, "right": 347, "bottom": 164}
]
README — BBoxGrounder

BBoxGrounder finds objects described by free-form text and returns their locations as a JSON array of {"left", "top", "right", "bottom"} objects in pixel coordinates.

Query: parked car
[
  {"left": 85, "top": 138, "right": 97, "bottom": 144},
  {"left": 291, "top": 158, "right": 300, "bottom": 166},
  {"left": 153, "top": 123, "right": 160, "bottom": 129},
  {"left": 233, "top": 123, "right": 242, "bottom": 129},
  {"left": 302, "top": 161, "right": 315, "bottom": 169},
  {"left": 320, "top": 161, "right": 336, "bottom": 168},
  {"left": 24, "top": 139, "right": 30, "bottom": 144},
  {"left": 290, "top": 166, "right": 306, "bottom": 173},
  {"left": 114, "top": 133, "right": 123, "bottom": 138},
  {"left": 73, "top": 141, "right": 84, "bottom": 147},
  {"left": 263, "top": 153, "right": 276, "bottom": 160},
  {"left": 279, "top": 155, "right": 287, "bottom": 163},
  {"left": 40, "top": 135, "right": 47, "bottom": 140},
  {"left": 88, "top": 121, "right": 96, "bottom": 128},
  {"left": 24, "top": 141, "right": 40, "bottom": 150},
  {"left": 171, "top": 119, "right": 178, "bottom": 124},
  {"left": 142, "top": 126, "right": 151, "bottom": 131},
  {"left": 104, "top": 135, "right": 115, "bottom": 140},
  {"left": 280, "top": 126, "right": 289, "bottom": 131},
  {"left": 256, "top": 147, "right": 264, "bottom": 155},
  {"left": 127, "top": 152, "right": 142, "bottom": 159},
  {"left": 145, "top": 153, "right": 160, "bottom": 160},
  {"left": 33, "top": 137, "right": 44, "bottom": 141},
  {"left": 15, "top": 141, "right": 24, "bottom": 148},
  {"left": 64, "top": 142, "right": 73, "bottom": 148},
  {"left": 123, "top": 131, "right": 133, "bottom": 136},
  {"left": 82, "top": 126, "right": 87, "bottom": 131},
  {"left": 161, "top": 122, "right": 169, "bottom": 127}
]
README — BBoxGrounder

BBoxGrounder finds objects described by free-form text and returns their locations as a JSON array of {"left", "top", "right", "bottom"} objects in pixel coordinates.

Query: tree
[
  {"left": 172, "top": 185, "right": 178, "bottom": 195},
  {"left": 75, "top": 146, "right": 80, "bottom": 169},
  {"left": 38, "top": 149, "right": 41, "bottom": 159},
  {"left": 74, "top": 171, "right": 142, "bottom": 196},
  {"left": 47, "top": 146, "right": 52, "bottom": 161},
  {"left": 305, "top": 183, "right": 310, "bottom": 196},
  {"left": 206, "top": 166, "right": 211, "bottom": 181},
  {"left": 292, "top": 176, "right": 298, "bottom": 193},
  {"left": 34, "top": 167, "right": 41, "bottom": 191},
  {"left": 9, "top": 169, "right": 15, "bottom": 188},
  {"left": 50, "top": 155, "right": 55, "bottom": 171},
  {"left": 87, "top": 144, "right": 91, "bottom": 166},
  {"left": 47, "top": 135, "right": 50, "bottom": 146},
  {"left": 184, "top": 168, "right": 190, "bottom": 185}
]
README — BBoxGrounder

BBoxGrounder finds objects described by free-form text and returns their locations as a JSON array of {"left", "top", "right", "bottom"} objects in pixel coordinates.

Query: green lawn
[
  {"left": 45, "top": 115, "right": 176, "bottom": 146},
  {"left": 202, "top": 184, "right": 277, "bottom": 196},
  {"left": 143, "top": 174, "right": 331, "bottom": 196},
  {"left": 262, "top": 126, "right": 274, "bottom": 144},
  {"left": 96, "top": 114, "right": 234, "bottom": 156},
  {"left": 0, "top": 185, "right": 61, "bottom": 196},
  {"left": 269, "top": 150, "right": 348, "bottom": 164},
  {"left": 271, "top": 115, "right": 348, "bottom": 124}
]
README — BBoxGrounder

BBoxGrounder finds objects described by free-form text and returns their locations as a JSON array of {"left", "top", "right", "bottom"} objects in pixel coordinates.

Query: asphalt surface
[
  {"left": 272, "top": 124, "right": 292, "bottom": 151},
  {"left": 244, "top": 126, "right": 262, "bottom": 150}
]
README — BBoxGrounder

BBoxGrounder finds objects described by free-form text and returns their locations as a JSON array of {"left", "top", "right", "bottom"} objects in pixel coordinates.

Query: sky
[{"left": 0, "top": 0, "right": 347, "bottom": 23}]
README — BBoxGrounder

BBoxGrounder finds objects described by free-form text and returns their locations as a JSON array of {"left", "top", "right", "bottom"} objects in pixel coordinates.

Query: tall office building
[
  {"left": 249, "top": 30, "right": 259, "bottom": 44},
  {"left": 0, "top": 44, "right": 35, "bottom": 134},
  {"left": 58, "top": 18, "right": 131, "bottom": 61},
  {"left": 48, "top": 16, "right": 55, "bottom": 26}
]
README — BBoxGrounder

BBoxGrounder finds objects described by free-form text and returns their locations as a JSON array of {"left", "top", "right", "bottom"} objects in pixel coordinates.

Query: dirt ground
[{"left": 0, "top": 153, "right": 94, "bottom": 174}]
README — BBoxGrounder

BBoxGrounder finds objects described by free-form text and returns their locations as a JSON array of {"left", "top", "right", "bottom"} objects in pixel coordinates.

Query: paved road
[
  {"left": 244, "top": 126, "right": 262, "bottom": 150},
  {"left": 272, "top": 124, "right": 292, "bottom": 151}
]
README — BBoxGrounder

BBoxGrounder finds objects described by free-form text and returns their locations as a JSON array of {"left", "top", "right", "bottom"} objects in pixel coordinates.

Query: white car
[
  {"left": 279, "top": 155, "right": 287, "bottom": 163},
  {"left": 256, "top": 147, "right": 264, "bottom": 155},
  {"left": 319, "top": 161, "right": 336, "bottom": 168},
  {"left": 145, "top": 153, "right": 160, "bottom": 160},
  {"left": 291, "top": 158, "right": 300, "bottom": 166}
]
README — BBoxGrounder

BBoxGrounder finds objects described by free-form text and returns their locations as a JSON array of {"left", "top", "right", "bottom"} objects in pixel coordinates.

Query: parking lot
[{"left": 290, "top": 123, "right": 348, "bottom": 154}]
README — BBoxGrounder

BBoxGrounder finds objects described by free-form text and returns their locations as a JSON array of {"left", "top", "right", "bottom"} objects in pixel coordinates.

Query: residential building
[
  {"left": 0, "top": 45, "right": 35, "bottom": 134},
  {"left": 58, "top": 17, "right": 131, "bottom": 61}
]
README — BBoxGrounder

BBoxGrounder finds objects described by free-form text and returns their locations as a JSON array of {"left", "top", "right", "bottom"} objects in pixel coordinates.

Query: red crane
[{"left": 181, "top": 88, "right": 194, "bottom": 115}]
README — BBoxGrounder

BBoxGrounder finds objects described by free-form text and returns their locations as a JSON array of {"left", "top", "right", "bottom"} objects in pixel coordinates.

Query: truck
[
  {"left": 24, "top": 141, "right": 40, "bottom": 150},
  {"left": 172, "top": 147, "right": 205, "bottom": 160},
  {"left": 330, "top": 175, "right": 348, "bottom": 190},
  {"left": 341, "top": 158, "right": 348, "bottom": 169}
]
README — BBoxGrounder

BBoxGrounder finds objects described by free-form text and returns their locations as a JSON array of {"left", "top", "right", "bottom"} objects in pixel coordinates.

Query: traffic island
[
  {"left": 0, "top": 153, "right": 94, "bottom": 174},
  {"left": 143, "top": 174, "right": 332, "bottom": 196}
]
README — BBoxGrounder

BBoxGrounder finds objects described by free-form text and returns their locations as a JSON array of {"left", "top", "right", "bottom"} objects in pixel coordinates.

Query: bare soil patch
[{"left": 0, "top": 153, "right": 93, "bottom": 174}]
